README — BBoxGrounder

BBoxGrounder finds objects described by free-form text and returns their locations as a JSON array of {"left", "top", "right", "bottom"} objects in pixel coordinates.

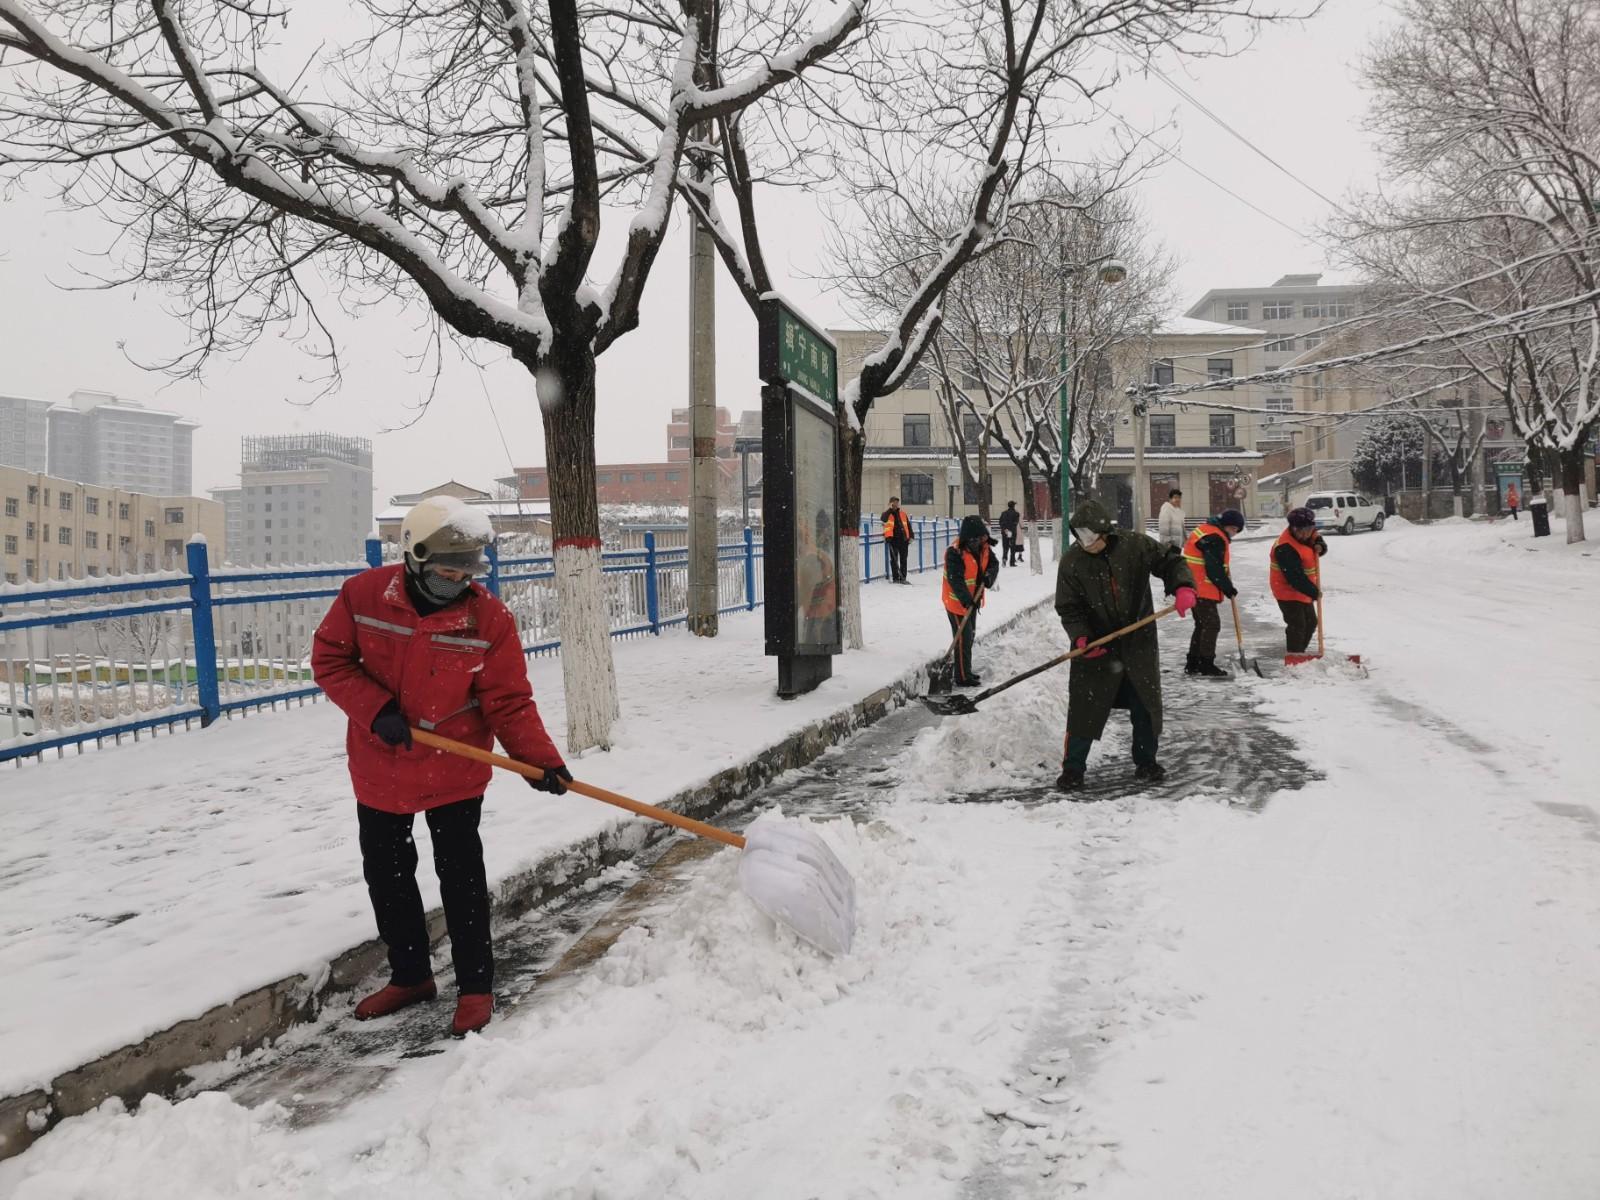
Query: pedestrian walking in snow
[
  {"left": 1505, "top": 481, "right": 1521, "bottom": 521},
  {"left": 1054, "top": 500, "right": 1196, "bottom": 793},
  {"left": 312, "top": 497, "right": 571, "bottom": 1038},
  {"left": 998, "top": 500, "right": 1023, "bottom": 566},
  {"left": 881, "top": 497, "right": 913, "bottom": 583},
  {"left": 1157, "top": 488, "right": 1186, "bottom": 550},
  {"left": 1270, "top": 507, "right": 1329, "bottom": 655},
  {"left": 1182, "top": 508, "right": 1245, "bottom": 678},
  {"left": 942, "top": 515, "right": 1000, "bottom": 687}
]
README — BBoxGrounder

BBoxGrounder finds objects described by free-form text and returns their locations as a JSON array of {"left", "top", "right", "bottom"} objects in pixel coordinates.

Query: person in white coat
[{"left": 1157, "top": 488, "right": 1186, "bottom": 549}]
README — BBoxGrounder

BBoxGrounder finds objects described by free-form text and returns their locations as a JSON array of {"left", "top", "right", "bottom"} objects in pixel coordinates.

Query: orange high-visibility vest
[
  {"left": 941, "top": 542, "right": 992, "bottom": 615},
  {"left": 884, "top": 511, "right": 912, "bottom": 541},
  {"left": 1269, "top": 527, "right": 1320, "bottom": 604},
  {"left": 1182, "top": 522, "right": 1231, "bottom": 602}
]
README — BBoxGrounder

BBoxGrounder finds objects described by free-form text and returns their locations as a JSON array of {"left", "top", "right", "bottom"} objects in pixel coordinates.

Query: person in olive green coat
[{"left": 1054, "top": 500, "right": 1197, "bottom": 794}]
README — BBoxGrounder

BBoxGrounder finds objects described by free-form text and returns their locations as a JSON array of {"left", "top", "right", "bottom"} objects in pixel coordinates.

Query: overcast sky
[{"left": 0, "top": 0, "right": 1388, "bottom": 503}]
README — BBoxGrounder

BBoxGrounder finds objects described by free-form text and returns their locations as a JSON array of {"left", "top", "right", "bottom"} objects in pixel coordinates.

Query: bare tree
[
  {"left": 928, "top": 187, "right": 1173, "bottom": 574},
  {"left": 692, "top": 0, "right": 1294, "bottom": 646},
  {"left": 0, "top": 0, "right": 863, "bottom": 748},
  {"left": 1341, "top": 0, "right": 1600, "bottom": 541}
]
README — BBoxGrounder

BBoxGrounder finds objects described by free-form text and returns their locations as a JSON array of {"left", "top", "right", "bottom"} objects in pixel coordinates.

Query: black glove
[
  {"left": 370, "top": 700, "right": 412, "bottom": 749},
  {"left": 526, "top": 764, "right": 573, "bottom": 795},
  {"left": 1305, "top": 585, "right": 1321, "bottom": 601},
  {"left": 1223, "top": 583, "right": 1239, "bottom": 600}
]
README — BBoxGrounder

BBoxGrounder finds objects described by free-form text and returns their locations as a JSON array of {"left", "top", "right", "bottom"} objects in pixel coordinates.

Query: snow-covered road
[{"left": 4, "top": 517, "right": 1598, "bottom": 1199}]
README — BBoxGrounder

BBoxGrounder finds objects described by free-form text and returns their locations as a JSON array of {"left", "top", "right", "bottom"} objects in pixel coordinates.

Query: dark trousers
[
  {"left": 1509, "top": 505, "right": 1519, "bottom": 520},
  {"left": 358, "top": 798, "right": 493, "bottom": 994},
  {"left": 1278, "top": 599, "right": 1319, "bottom": 654},
  {"left": 1187, "top": 597, "right": 1222, "bottom": 659},
  {"left": 1001, "top": 530, "right": 1020, "bottom": 565},
  {"left": 887, "top": 538, "right": 909, "bottom": 581},
  {"left": 1064, "top": 677, "right": 1158, "bottom": 770},
  {"left": 947, "top": 610, "right": 978, "bottom": 684}
]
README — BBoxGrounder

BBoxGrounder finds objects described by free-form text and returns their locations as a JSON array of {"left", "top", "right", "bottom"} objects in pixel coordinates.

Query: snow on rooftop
[
  {"left": 1157, "top": 316, "right": 1265, "bottom": 337},
  {"left": 376, "top": 499, "right": 551, "bottom": 523}
]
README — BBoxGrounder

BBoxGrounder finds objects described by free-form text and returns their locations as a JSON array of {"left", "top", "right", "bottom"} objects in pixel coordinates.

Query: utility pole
[
  {"left": 1132, "top": 400, "right": 1148, "bottom": 533},
  {"left": 686, "top": 0, "right": 718, "bottom": 637}
]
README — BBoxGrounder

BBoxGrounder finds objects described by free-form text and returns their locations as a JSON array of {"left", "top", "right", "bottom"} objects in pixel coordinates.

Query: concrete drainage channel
[{"left": 0, "top": 599, "right": 1053, "bottom": 1161}]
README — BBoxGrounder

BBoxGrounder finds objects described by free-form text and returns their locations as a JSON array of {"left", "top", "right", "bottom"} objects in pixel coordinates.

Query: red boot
[
  {"left": 353, "top": 979, "right": 437, "bottom": 1020},
  {"left": 451, "top": 992, "right": 494, "bottom": 1037}
]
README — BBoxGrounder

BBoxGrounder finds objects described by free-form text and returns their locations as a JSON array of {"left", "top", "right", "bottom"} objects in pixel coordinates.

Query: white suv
[{"left": 1305, "top": 490, "right": 1386, "bottom": 535}]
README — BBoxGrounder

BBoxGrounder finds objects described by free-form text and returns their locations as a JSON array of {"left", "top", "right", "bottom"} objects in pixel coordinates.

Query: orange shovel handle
[{"left": 411, "top": 727, "right": 745, "bottom": 850}]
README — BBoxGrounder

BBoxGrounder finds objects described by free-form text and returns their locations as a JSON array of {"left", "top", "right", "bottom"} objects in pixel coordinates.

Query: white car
[
  {"left": 0, "top": 701, "right": 37, "bottom": 738},
  {"left": 1305, "top": 490, "right": 1386, "bottom": 535}
]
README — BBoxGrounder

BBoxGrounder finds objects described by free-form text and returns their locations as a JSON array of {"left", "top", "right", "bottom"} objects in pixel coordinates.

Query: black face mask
[{"left": 407, "top": 558, "right": 471, "bottom": 605}]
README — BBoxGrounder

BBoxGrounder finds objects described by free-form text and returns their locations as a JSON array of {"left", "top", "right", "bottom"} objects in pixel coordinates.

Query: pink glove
[
  {"left": 1174, "top": 586, "right": 1197, "bottom": 618},
  {"left": 1074, "top": 636, "right": 1108, "bottom": 660}
]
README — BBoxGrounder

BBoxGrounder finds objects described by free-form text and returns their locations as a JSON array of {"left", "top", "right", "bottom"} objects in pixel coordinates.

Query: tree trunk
[
  {"left": 977, "top": 437, "right": 991, "bottom": 523},
  {"left": 1020, "top": 464, "right": 1043, "bottom": 576},
  {"left": 1558, "top": 444, "right": 1588, "bottom": 544},
  {"left": 540, "top": 339, "right": 621, "bottom": 752},
  {"left": 838, "top": 421, "right": 865, "bottom": 651},
  {"left": 687, "top": 213, "right": 719, "bottom": 637}
]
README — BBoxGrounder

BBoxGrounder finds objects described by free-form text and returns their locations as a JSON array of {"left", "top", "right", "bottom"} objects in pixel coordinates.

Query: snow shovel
[
  {"left": 1228, "top": 598, "right": 1264, "bottom": 678},
  {"left": 923, "top": 605, "right": 1177, "bottom": 717},
  {"left": 411, "top": 729, "right": 856, "bottom": 956},
  {"left": 927, "top": 585, "right": 985, "bottom": 694}
]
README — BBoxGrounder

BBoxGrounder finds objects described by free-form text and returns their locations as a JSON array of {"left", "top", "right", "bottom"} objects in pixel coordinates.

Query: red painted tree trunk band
[{"left": 553, "top": 536, "right": 603, "bottom": 551}]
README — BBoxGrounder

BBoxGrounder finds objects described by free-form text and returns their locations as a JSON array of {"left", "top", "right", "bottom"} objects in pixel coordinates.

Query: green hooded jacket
[{"left": 1054, "top": 501, "right": 1194, "bottom": 741}]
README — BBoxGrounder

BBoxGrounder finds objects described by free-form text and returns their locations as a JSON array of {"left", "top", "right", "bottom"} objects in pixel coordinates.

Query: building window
[
  {"left": 26, "top": 485, "right": 37, "bottom": 504},
  {"left": 25, "top": 522, "right": 35, "bottom": 539},
  {"left": 165, "top": 540, "right": 183, "bottom": 559},
  {"left": 1262, "top": 301, "right": 1294, "bottom": 320},
  {"left": 25, "top": 559, "right": 35, "bottom": 580},
  {"left": 671, "top": 436, "right": 690, "bottom": 449},
  {"left": 902, "top": 414, "right": 932, "bottom": 447},
  {"left": 597, "top": 472, "right": 612, "bottom": 483},
  {"left": 58, "top": 526, "right": 72, "bottom": 545},
  {"left": 1303, "top": 332, "right": 1323, "bottom": 349},
  {"left": 2, "top": 535, "right": 14, "bottom": 555},
  {"left": 1207, "top": 359, "right": 1235, "bottom": 390},
  {"left": 1149, "top": 415, "right": 1177, "bottom": 447},
  {"left": 85, "top": 531, "right": 99, "bottom": 549},
  {"left": 3, "top": 498, "right": 15, "bottom": 518},
  {"left": 145, "top": 520, "right": 155, "bottom": 536},
  {"left": 84, "top": 497, "right": 99, "bottom": 516},
  {"left": 1265, "top": 396, "right": 1293, "bottom": 413},
  {"left": 960, "top": 412, "right": 983, "bottom": 444},
  {"left": 666, "top": 470, "right": 682, "bottom": 482},
  {"left": 900, "top": 473, "right": 934, "bottom": 505},
  {"left": 620, "top": 472, "right": 635, "bottom": 483},
  {"left": 1226, "top": 302, "right": 1249, "bottom": 322},
  {"left": 1266, "top": 338, "right": 1296, "bottom": 352},
  {"left": 1209, "top": 414, "right": 1237, "bottom": 447},
  {"left": 643, "top": 472, "right": 656, "bottom": 482},
  {"left": 1149, "top": 359, "right": 1174, "bottom": 386},
  {"left": 59, "top": 492, "right": 72, "bottom": 511}
]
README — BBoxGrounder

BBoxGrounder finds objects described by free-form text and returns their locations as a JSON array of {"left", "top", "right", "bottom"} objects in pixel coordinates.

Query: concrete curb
[{"left": 0, "top": 596, "right": 1054, "bottom": 1160}]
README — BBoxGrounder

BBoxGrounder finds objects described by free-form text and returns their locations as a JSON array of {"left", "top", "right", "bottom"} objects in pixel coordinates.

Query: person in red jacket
[{"left": 312, "top": 497, "right": 570, "bottom": 1037}]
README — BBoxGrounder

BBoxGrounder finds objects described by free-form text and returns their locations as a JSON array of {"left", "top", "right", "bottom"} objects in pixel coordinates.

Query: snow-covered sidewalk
[{"left": 0, "top": 563, "right": 1058, "bottom": 1101}]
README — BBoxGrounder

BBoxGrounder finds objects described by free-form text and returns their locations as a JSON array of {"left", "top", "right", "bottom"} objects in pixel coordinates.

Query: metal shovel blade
[
  {"left": 737, "top": 816, "right": 856, "bottom": 957},
  {"left": 921, "top": 692, "right": 980, "bottom": 717}
]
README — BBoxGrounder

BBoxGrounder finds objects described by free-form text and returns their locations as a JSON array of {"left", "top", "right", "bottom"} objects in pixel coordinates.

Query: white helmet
[{"left": 401, "top": 496, "right": 493, "bottom": 575}]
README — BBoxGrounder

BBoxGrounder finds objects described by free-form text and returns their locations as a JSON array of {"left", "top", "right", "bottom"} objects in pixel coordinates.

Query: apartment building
[
  {"left": 46, "top": 389, "right": 197, "bottom": 496},
  {"left": 228, "top": 433, "right": 374, "bottom": 566},
  {"left": 833, "top": 318, "right": 1272, "bottom": 530},
  {"left": 1185, "top": 274, "right": 1367, "bottom": 378},
  {"left": 0, "top": 394, "right": 50, "bottom": 471},
  {"left": 0, "top": 466, "right": 224, "bottom": 584}
]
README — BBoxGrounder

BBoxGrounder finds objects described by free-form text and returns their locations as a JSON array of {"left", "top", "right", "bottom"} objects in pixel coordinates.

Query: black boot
[
  {"left": 1134, "top": 761, "right": 1167, "bottom": 782},
  {"left": 1196, "top": 657, "right": 1230, "bottom": 678},
  {"left": 1055, "top": 766, "right": 1086, "bottom": 793},
  {"left": 1184, "top": 653, "right": 1201, "bottom": 675}
]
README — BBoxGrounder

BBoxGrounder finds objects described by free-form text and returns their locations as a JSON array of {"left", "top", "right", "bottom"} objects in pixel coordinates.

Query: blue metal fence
[{"left": 2, "top": 517, "right": 960, "bottom": 765}]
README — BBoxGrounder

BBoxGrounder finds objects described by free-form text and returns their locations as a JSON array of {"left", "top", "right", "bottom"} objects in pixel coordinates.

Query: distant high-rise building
[
  {"left": 46, "top": 389, "right": 197, "bottom": 496},
  {"left": 208, "top": 485, "right": 243, "bottom": 563},
  {"left": 0, "top": 394, "right": 50, "bottom": 472},
  {"left": 230, "top": 433, "right": 373, "bottom": 565}
]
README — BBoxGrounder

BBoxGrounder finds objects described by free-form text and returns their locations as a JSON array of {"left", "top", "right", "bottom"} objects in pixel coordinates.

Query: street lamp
[{"left": 1058, "top": 257, "right": 1127, "bottom": 553}]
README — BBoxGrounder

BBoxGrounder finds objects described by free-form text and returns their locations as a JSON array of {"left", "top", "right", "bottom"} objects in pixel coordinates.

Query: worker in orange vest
[
  {"left": 1181, "top": 508, "right": 1245, "bottom": 678},
  {"left": 1270, "top": 507, "right": 1329, "bottom": 655},
  {"left": 881, "top": 497, "right": 914, "bottom": 583},
  {"left": 1505, "top": 481, "right": 1521, "bottom": 521},
  {"left": 941, "top": 515, "right": 1000, "bottom": 686}
]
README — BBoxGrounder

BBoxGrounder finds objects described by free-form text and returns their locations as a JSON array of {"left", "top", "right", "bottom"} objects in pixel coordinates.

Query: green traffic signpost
[{"left": 758, "top": 296, "right": 842, "bottom": 697}]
